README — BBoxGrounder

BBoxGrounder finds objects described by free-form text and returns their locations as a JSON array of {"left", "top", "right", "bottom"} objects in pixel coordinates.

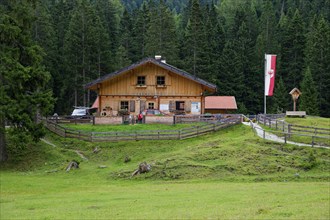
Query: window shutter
[
  {"left": 185, "top": 101, "right": 191, "bottom": 112},
  {"left": 130, "top": 100, "right": 135, "bottom": 112},
  {"left": 169, "top": 101, "right": 175, "bottom": 111},
  {"left": 140, "top": 100, "right": 146, "bottom": 112}
]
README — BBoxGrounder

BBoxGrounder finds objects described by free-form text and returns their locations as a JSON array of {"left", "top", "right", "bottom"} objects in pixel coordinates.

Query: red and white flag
[{"left": 265, "top": 54, "right": 277, "bottom": 96}]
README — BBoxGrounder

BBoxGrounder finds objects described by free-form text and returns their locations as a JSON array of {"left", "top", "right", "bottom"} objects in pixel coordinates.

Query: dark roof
[{"left": 84, "top": 57, "right": 217, "bottom": 91}]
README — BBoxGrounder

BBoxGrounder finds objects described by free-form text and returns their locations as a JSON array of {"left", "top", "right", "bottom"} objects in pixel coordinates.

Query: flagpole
[{"left": 264, "top": 54, "right": 267, "bottom": 114}]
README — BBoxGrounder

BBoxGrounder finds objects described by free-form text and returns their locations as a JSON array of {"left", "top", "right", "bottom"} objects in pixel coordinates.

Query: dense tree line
[
  {"left": 0, "top": 0, "right": 329, "bottom": 162},
  {"left": 3, "top": 0, "right": 330, "bottom": 117}
]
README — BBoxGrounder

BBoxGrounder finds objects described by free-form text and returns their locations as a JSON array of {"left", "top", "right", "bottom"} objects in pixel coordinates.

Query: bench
[{"left": 286, "top": 111, "right": 306, "bottom": 117}]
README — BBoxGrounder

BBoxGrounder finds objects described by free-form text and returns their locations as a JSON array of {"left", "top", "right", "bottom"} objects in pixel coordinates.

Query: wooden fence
[
  {"left": 174, "top": 114, "right": 241, "bottom": 124},
  {"left": 257, "top": 114, "right": 330, "bottom": 147},
  {"left": 47, "top": 116, "right": 95, "bottom": 124},
  {"left": 44, "top": 116, "right": 242, "bottom": 142}
]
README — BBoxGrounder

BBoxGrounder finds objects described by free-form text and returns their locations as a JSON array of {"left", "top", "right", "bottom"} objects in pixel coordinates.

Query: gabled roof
[
  {"left": 84, "top": 57, "right": 217, "bottom": 91},
  {"left": 205, "top": 96, "right": 237, "bottom": 109}
]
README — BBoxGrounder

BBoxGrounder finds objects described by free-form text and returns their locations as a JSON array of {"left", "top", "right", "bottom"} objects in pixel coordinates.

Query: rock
[{"left": 98, "top": 165, "right": 107, "bottom": 169}]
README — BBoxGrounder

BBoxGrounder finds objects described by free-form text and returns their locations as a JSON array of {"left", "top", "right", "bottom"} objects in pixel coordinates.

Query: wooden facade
[{"left": 85, "top": 57, "right": 217, "bottom": 116}]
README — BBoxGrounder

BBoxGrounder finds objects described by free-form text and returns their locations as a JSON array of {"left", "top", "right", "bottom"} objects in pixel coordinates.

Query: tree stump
[
  {"left": 131, "top": 162, "right": 151, "bottom": 177},
  {"left": 66, "top": 160, "right": 80, "bottom": 172}
]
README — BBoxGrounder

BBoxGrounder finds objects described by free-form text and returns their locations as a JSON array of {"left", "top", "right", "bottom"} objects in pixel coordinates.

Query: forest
[{"left": 1, "top": 0, "right": 330, "bottom": 117}]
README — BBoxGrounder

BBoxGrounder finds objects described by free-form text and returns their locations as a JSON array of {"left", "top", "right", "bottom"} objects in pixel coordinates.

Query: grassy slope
[
  {"left": 1, "top": 124, "right": 330, "bottom": 219},
  {"left": 285, "top": 116, "right": 330, "bottom": 129}
]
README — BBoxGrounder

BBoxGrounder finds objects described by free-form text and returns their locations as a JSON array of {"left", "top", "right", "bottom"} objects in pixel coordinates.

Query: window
[
  {"left": 176, "top": 101, "right": 185, "bottom": 110},
  {"left": 148, "top": 102, "right": 154, "bottom": 109},
  {"left": 120, "top": 101, "right": 129, "bottom": 110},
  {"left": 157, "top": 76, "right": 165, "bottom": 85},
  {"left": 137, "top": 76, "right": 146, "bottom": 85}
]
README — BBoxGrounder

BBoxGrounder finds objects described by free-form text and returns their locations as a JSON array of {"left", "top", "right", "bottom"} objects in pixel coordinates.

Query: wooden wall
[{"left": 99, "top": 63, "right": 206, "bottom": 96}]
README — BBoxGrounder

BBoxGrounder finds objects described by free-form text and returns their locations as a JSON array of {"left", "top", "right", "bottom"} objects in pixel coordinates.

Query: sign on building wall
[
  {"left": 191, "top": 102, "right": 201, "bottom": 113},
  {"left": 160, "top": 104, "right": 169, "bottom": 111}
]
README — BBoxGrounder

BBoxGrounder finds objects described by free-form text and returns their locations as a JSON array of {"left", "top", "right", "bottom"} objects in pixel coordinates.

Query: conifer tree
[
  {"left": 271, "top": 77, "right": 290, "bottom": 113},
  {"left": 145, "top": 0, "right": 179, "bottom": 64},
  {"left": 182, "top": 0, "right": 207, "bottom": 77},
  {"left": 299, "top": 67, "right": 319, "bottom": 115},
  {"left": 0, "top": 0, "right": 54, "bottom": 161},
  {"left": 278, "top": 9, "right": 306, "bottom": 88},
  {"left": 304, "top": 17, "right": 330, "bottom": 117}
]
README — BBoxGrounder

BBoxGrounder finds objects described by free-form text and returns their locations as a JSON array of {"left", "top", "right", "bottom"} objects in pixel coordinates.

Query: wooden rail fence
[
  {"left": 44, "top": 116, "right": 242, "bottom": 142},
  {"left": 257, "top": 114, "right": 330, "bottom": 147}
]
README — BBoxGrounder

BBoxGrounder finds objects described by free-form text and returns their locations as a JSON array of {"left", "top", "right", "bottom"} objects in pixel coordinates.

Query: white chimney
[{"left": 155, "top": 55, "right": 161, "bottom": 60}]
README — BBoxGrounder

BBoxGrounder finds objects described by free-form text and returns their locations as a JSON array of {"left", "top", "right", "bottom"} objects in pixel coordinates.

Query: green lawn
[
  {"left": 285, "top": 116, "right": 330, "bottom": 129},
  {"left": 1, "top": 124, "right": 330, "bottom": 219},
  {"left": 62, "top": 122, "right": 206, "bottom": 132},
  {"left": 1, "top": 172, "right": 329, "bottom": 219}
]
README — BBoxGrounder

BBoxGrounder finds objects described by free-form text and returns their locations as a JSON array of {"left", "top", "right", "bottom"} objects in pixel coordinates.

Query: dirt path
[
  {"left": 242, "top": 122, "right": 329, "bottom": 149},
  {"left": 41, "top": 138, "right": 89, "bottom": 160},
  {"left": 41, "top": 138, "right": 57, "bottom": 147}
]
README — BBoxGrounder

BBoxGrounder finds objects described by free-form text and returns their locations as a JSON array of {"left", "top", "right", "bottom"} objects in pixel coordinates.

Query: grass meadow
[{"left": 1, "top": 123, "right": 329, "bottom": 219}]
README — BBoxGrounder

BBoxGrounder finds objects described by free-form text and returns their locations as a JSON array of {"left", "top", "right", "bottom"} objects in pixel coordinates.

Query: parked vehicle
[{"left": 70, "top": 107, "right": 92, "bottom": 119}]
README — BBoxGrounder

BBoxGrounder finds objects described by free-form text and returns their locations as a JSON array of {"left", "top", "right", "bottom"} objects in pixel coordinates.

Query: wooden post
[
  {"left": 263, "top": 130, "right": 265, "bottom": 139},
  {"left": 312, "top": 136, "right": 315, "bottom": 147},
  {"left": 288, "top": 124, "right": 292, "bottom": 138},
  {"left": 173, "top": 115, "right": 176, "bottom": 125},
  {"left": 179, "top": 130, "right": 181, "bottom": 140},
  {"left": 276, "top": 120, "right": 278, "bottom": 130},
  {"left": 92, "top": 116, "right": 95, "bottom": 125},
  {"left": 284, "top": 133, "right": 287, "bottom": 144}
]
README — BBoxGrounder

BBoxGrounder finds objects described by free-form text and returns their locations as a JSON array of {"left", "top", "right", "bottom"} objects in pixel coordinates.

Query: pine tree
[
  {"left": 131, "top": 2, "right": 150, "bottom": 62},
  {"left": 145, "top": 0, "right": 179, "bottom": 64},
  {"left": 278, "top": 9, "right": 306, "bottom": 88},
  {"left": 63, "top": 0, "right": 109, "bottom": 110},
  {"left": 182, "top": 0, "right": 207, "bottom": 77},
  {"left": 299, "top": 67, "right": 319, "bottom": 115},
  {"left": 271, "top": 77, "right": 290, "bottom": 113},
  {"left": 304, "top": 17, "right": 330, "bottom": 117},
  {"left": 0, "top": 0, "right": 54, "bottom": 161}
]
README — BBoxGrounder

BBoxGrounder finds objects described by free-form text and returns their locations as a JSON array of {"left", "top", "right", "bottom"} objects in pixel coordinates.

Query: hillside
[{"left": 2, "top": 124, "right": 329, "bottom": 182}]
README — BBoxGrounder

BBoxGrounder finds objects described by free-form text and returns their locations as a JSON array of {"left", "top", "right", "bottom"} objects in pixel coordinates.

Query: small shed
[{"left": 204, "top": 96, "right": 237, "bottom": 114}]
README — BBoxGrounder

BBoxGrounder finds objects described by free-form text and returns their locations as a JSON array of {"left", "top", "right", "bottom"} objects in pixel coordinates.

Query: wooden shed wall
[{"left": 99, "top": 63, "right": 205, "bottom": 96}]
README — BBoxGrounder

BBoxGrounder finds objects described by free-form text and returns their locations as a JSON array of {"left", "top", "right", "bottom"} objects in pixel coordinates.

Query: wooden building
[
  {"left": 85, "top": 57, "right": 217, "bottom": 116},
  {"left": 204, "top": 96, "right": 237, "bottom": 114}
]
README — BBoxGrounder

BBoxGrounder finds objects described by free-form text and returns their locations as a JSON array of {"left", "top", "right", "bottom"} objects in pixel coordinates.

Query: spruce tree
[
  {"left": 271, "top": 77, "right": 290, "bottom": 113},
  {"left": 305, "top": 17, "right": 330, "bottom": 117},
  {"left": 0, "top": 0, "right": 54, "bottom": 161},
  {"left": 145, "top": 0, "right": 179, "bottom": 64},
  {"left": 299, "top": 67, "right": 319, "bottom": 116}
]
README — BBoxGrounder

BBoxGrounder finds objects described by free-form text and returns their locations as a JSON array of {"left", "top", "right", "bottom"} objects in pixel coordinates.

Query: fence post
[
  {"left": 179, "top": 130, "right": 181, "bottom": 140},
  {"left": 90, "top": 132, "right": 93, "bottom": 142},
  {"left": 284, "top": 133, "right": 287, "bottom": 144},
  {"left": 263, "top": 130, "right": 265, "bottom": 139},
  {"left": 311, "top": 136, "right": 315, "bottom": 147},
  {"left": 92, "top": 116, "right": 95, "bottom": 125},
  {"left": 283, "top": 122, "right": 285, "bottom": 132},
  {"left": 276, "top": 120, "right": 278, "bottom": 130},
  {"left": 173, "top": 115, "right": 176, "bottom": 125},
  {"left": 288, "top": 124, "right": 292, "bottom": 138},
  {"left": 158, "top": 131, "right": 160, "bottom": 140}
]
